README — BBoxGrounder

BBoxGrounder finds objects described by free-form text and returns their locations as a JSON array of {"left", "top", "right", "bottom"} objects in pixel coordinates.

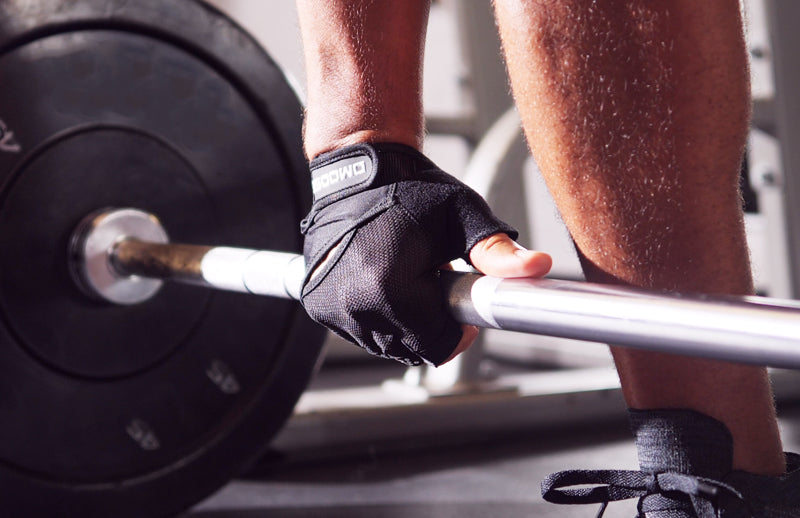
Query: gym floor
[{"left": 184, "top": 360, "right": 800, "bottom": 518}]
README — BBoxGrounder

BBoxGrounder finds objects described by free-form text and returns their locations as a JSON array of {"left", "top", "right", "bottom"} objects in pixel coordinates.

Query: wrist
[{"left": 303, "top": 128, "right": 423, "bottom": 161}]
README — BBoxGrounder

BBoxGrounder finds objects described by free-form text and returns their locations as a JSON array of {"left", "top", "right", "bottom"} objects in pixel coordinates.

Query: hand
[
  {"left": 442, "top": 233, "right": 552, "bottom": 363},
  {"left": 301, "top": 143, "right": 524, "bottom": 366}
]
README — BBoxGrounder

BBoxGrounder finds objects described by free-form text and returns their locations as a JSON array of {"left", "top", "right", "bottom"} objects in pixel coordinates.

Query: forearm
[{"left": 296, "top": 0, "right": 430, "bottom": 158}]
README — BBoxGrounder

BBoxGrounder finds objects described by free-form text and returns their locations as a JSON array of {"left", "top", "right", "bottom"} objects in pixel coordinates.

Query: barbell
[
  {"left": 1, "top": 0, "right": 799, "bottom": 517},
  {"left": 72, "top": 207, "right": 800, "bottom": 371}
]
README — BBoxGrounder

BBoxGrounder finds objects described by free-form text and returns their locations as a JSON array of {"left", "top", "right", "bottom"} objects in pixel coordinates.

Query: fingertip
[
  {"left": 514, "top": 247, "right": 553, "bottom": 277},
  {"left": 462, "top": 324, "right": 480, "bottom": 343},
  {"left": 441, "top": 324, "right": 479, "bottom": 364},
  {"left": 470, "top": 233, "right": 552, "bottom": 278}
]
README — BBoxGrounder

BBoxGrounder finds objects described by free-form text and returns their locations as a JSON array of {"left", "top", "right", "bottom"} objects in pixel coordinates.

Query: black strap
[{"left": 541, "top": 469, "right": 743, "bottom": 518}]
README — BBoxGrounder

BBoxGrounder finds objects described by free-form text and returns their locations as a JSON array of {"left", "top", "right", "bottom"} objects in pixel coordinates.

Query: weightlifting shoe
[{"left": 541, "top": 408, "right": 800, "bottom": 517}]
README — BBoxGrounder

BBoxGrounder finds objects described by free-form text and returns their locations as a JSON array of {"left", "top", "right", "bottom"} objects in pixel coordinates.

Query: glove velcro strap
[{"left": 309, "top": 143, "right": 437, "bottom": 205}]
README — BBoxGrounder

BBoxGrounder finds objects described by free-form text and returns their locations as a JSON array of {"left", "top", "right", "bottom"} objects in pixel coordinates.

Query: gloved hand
[{"left": 300, "top": 142, "right": 518, "bottom": 366}]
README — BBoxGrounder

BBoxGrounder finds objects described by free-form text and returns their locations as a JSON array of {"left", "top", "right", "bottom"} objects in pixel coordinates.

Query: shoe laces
[{"left": 541, "top": 468, "right": 744, "bottom": 517}]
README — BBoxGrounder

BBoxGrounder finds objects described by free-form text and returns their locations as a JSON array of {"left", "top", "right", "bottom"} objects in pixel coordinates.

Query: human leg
[{"left": 492, "top": 0, "right": 785, "bottom": 477}]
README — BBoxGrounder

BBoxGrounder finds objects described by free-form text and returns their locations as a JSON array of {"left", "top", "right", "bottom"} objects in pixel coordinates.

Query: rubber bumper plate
[{"left": 0, "top": 1, "right": 324, "bottom": 516}]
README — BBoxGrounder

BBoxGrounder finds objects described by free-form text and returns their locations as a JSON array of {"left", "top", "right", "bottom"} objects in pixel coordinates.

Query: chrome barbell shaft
[
  {"left": 110, "top": 239, "right": 800, "bottom": 369},
  {"left": 442, "top": 270, "right": 800, "bottom": 368}
]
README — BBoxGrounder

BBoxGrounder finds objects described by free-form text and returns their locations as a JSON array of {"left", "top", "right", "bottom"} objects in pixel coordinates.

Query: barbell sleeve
[{"left": 109, "top": 238, "right": 800, "bottom": 369}]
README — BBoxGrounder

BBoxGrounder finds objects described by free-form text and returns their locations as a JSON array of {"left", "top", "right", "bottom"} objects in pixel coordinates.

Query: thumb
[{"left": 469, "top": 233, "right": 552, "bottom": 278}]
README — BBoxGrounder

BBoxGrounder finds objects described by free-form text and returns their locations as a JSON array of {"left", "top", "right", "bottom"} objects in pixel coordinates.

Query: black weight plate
[{"left": 0, "top": 1, "right": 324, "bottom": 516}]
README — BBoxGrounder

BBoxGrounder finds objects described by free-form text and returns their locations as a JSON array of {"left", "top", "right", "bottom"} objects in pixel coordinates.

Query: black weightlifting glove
[{"left": 300, "top": 143, "right": 516, "bottom": 366}]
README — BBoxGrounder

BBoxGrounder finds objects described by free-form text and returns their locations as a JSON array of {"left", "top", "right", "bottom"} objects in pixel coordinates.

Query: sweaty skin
[{"left": 296, "top": 0, "right": 785, "bottom": 475}]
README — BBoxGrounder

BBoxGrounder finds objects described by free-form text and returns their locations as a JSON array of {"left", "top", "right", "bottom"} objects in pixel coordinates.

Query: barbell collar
[{"left": 69, "top": 208, "right": 169, "bottom": 305}]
